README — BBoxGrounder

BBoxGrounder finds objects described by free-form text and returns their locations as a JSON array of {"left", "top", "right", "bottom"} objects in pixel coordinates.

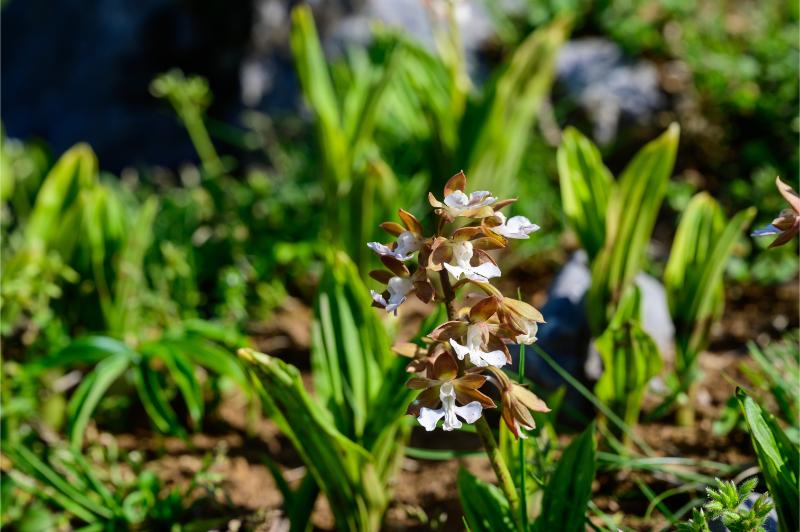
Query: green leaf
[
  {"left": 25, "top": 144, "right": 98, "bottom": 246},
  {"left": 290, "top": 5, "right": 348, "bottom": 185},
  {"left": 457, "top": 468, "right": 517, "bottom": 532},
  {"left": 533, "top": 422, "right": 597, "bottom": 532},
  {"left": 133, "top": 357, "right": 185, "bottom": 437},
  {"left": 39, "top": 336, "right": 137, "bottom": 371},
  {"left": 665, "top": 194, "right": 755, "bottom": 386},
  {"left": 172, "top": 337, "right": 250, "bottom": 392},
  {"left": 594, "top": 287, "right": 662, "bottom": 441},
  {"left": 7, "top": 444, "right": 113, "bottom": 521},
  {"left": 587, "top": 124, "right": 680, "bottom": 334},
  {"left": 465, "top": 17, "right": 571, "bottom": 198},
  {"left": 145, "top": 342, "right": 204, "bottom": 429},
  {"left": 240, "top": 348, "right": 384, "bottom": 532},
  {"left": 557, "top": 127, "right": 614, "bottom": 261},
  {"left": 736, "top": 388, "right": 799, "bottom": 532},
  {"left": 67, "top": 352, "right": 132, "bottom": 450}
]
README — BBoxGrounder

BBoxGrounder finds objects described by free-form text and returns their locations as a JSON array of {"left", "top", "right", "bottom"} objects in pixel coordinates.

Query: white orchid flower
[
  {"left": 442, "top": 240, "right": 501, "bottom": 282},
  {"left": 443, "top": 190, "right": 496, "bottom": 216},
  {"left": 367, "top": 231, "right": 422, "bottom": 261},
  {"left": 449, "top": 325, "right": 507, "bottom": 368},
  {"left": 417, "top": 381, "right": 483, "bottom": 431},
  {"left": 370, "top": 276, "right": 412, "bottom": 315},
  {"left": 491, "top": 212, "right": 540, "bottom": 239}
]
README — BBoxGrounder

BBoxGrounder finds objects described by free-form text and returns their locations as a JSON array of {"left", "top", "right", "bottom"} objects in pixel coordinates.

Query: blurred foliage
[
  {"left": 3, "top": 437, "right": 224, "bottom": 530},
  {"left": 1, "top": 1, "right": 798, "bottom": 528},
  {"left": 240, "top": 253, "right": 413, "bottom": 531},
  {"left": 714, "top": 331, "right": 800, "bottom": 443},
  {"left": 498, "top": 0, "right": 799, "bottom": 283}
]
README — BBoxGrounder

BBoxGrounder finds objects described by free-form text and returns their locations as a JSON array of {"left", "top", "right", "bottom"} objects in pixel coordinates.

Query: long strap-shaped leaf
[
  {"left": 737, "top": 389, "right": 799, "bottom": 532},
  {"left": 533, "top": 423, "right": 597, "bottom": 532},
  {"left": 67, "top": 351, "right": 132, "bottom": 451},
  {"left": 240, "top": 349, "right": 385, "bottom": 532},
  {"left": 557, "top": 127, "right": 614, "bottom": 261},
  {"left": 465, "top": 17, "right": 571, "bottom": 199},
  {"left": 664, "top": 193, "right": 755, "bottom": 375},
  {"left": 587, "top": 124, "right": 679, "bottom": 334}
]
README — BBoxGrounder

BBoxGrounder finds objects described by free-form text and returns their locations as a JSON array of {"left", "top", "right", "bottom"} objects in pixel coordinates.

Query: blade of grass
[{"left": 531, "top": 344, "right": 654, "bottom": 454}]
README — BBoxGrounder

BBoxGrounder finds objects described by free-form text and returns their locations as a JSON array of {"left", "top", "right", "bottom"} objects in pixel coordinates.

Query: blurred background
[{"left": 1, "top": 0, "right": 798, "bottom": 529}]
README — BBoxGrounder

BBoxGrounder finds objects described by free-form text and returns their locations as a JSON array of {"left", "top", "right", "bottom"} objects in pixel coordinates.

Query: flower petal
[
  {"left": 477, "top": 349, "right": 507, "bottom": 368},
  {"left": 418, "top": 407, "right": 445, "bottom": 431},
  {"left": 443, "top": 262, "right": 467, "bottom": 280},
  {"left": 454, "top": 401, "right": 483, "bottom": 424},
  {"left": 466, "top": 262, "right": 501, "bottom": 281},
  {"left": 449, "top": 338, "right": 471, "bottom": 361}
]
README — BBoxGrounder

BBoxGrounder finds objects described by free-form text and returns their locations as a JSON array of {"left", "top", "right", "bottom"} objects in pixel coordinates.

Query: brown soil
[
  {"left": 88, "top": 275, "right": 796, "bottom": 531},
  {"left": 91, "top": 348, "right": 769, "bottom": 531}
]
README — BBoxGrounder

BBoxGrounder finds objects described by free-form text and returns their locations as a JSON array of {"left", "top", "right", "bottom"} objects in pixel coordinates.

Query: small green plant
[
  {"left": 736, "top": 388, "right": 799, "bottom": 532},
  {"left": 663, "top": 193, "right": 755, "bottom": 425},
  {"left": 41, "top": 323, "right": 250, "bottom": 450},
  {"left": 594, "top": 286, "right": 661, "bottom": 447},
  {"left": 677, "top": 478, "right": 774, "bottom": 532},
  {"left": 557, "top": 124, "right": 679, "bottom": 335},
  {"left": 4, "top": 438, "right": 223, "bottom": 530},
  {"left": 239, "top": 252, "right": 414, "bottom": 531}
]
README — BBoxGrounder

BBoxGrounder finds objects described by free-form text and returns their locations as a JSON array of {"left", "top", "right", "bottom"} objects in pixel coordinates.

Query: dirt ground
[{"left": 96, "top": 272, "right": 800, "bottom": 531}]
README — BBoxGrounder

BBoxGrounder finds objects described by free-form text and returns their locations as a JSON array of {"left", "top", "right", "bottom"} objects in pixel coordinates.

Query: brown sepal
[
  {"left": 380, "top": 255, "right": 410, "bottom": 277},
  {"left": 492, "top": 198, "right": 517, "bottom": 211},
  {"left": 369, "top": 270, "right": 394, "bottom": 284},
  {"left": 444, "top": 170, "right": 467, "bottom": 196},
  {"left": 398, "top": 209, "right": 424, "bottom": 235},
  {"left": 470, "top": 296, "right": 499, "bottom": 322},
  {"left": 414, "top": 279, "right": 435, "bottom": 303},
  {"left": 380, "top": 221, "right": 405, "bottom": 236}
]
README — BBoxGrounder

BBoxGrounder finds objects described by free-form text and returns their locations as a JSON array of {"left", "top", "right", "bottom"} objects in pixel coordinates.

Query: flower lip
[
  {"left": 367, "top": 230, "right": 422, "bottom": 261},
  {"left": 417, "top": 379, "right": 484, "bottom": 431},
  {"left": 442, "top": 240, "right": 501, "bottom": 282},
  {"left": 449, "top": 324, "right": 508, "bottom": 368},
  {"left": 371, "top": 276, "right": 413, "bottom": 315},
  {"left": 491, "top": 212, "right": 540, "bottom": 239},
  {"left": 444, "top": 190, "right": 496, "bottom": 211}
]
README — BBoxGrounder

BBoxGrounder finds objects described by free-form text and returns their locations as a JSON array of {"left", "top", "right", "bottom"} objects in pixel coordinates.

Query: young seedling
[{"left": 677, "top": 478, "right": 774, "bottom": 532}]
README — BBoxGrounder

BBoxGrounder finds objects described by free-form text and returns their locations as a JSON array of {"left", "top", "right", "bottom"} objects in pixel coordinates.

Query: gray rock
[
  {"left": 556, "top": 38, "right": 664, "bottom": 144},
  {"left": 513, "top": 251, "right": 674, "bottom": 407}
]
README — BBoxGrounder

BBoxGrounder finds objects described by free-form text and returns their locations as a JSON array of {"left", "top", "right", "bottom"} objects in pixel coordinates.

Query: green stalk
[
  {"left": 518, "top": 342, "right": 528, "bottom": 529},
  {"left": 181, "top": 109, "right": 224, "bottom": 178},
  {"left": 474, "top": 417, "right": 524, "bottom": 530},
  {"left": 438, "top": 270, "right": 523, "bottom": 530}
]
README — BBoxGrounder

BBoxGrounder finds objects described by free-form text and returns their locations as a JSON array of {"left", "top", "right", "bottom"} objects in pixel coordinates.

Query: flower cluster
[{"left": 368, "top": 171, "right": 548, "bottom": 437}]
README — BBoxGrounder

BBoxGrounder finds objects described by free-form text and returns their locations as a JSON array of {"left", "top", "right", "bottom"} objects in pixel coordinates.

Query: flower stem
[
  {"left": 438, "top": 270, "right": 458, "bottom": 320},
  {"left": 438, "top": 270, "right": 523, "bottom": 530},
  {"left": 518, "top": 342, "right": 528, "bottom": 530},
  {"left": 474, "top": 417, "right": 524, "bottom": 531}
]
